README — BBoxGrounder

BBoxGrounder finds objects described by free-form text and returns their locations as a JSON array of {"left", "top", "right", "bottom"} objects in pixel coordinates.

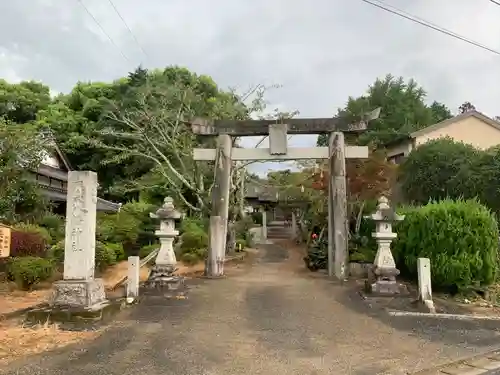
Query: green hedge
[
  {"left": 7, "top": 256, "right": 54, "bottom": 290},
  {"left": 95, "top": 241, "right": 117, "bottom": 272},
  {"left": 139, "top": 243, "right": 159, "bottom": 259},
  {"left": 398, "top": 138, "right": 481, "bottom": 204},
  {"left": 37, "top": 213, "right": 65, "bottom": 244},
  {"left": 178, "top": 219, "right": 208, "bottom": 264},
  {"left": 48, "top": 240, "right": 118, "bottom": 272},
  {"left": 393, "top": 199, "right": 499, "bottom": 291}
]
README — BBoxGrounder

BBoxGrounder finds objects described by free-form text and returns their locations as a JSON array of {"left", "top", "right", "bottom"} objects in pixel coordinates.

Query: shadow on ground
[{"left": 331, "top": 280, "right": 500, "bottom": 349}]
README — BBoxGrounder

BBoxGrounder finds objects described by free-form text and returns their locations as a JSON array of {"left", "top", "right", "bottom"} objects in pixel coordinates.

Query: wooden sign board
[{"left": 0, "top": 227, "right": 11, "bottom": 258}]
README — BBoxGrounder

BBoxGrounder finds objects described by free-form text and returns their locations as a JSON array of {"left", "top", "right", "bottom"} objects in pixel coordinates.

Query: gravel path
[{"left": 4, "top": 243, "right": 500, "bottom": 375}]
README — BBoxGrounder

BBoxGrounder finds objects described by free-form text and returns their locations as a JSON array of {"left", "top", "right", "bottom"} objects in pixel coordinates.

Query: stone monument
[
  {"left": 51, "top": 171, "right": 108, "bottom": 309},
  {"left": 417, "top": 257, "right": 435, "bottom": 313},
  {"left": 126, "top": 256, "right": 140, "bottom": 302},
  {"left": 367, "top": 196, "right": 406, "bottom": 295},
  {"left": 145, "top": 197, "right": 184, "bottom": 295}
]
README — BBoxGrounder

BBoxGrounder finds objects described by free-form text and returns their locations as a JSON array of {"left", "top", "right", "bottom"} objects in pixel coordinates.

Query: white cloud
[{"left": 1, "top": 0, "right": 500, "bottom": 174}]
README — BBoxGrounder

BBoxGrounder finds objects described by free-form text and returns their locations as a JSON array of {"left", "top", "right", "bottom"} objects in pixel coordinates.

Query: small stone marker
[
  {"left": 261, "top": 209, "right": 268, "bottom": 241},
  {"left": 51, "top": 171, "right": 108, "bottom": 309},
  {"left": 0, "top": 226, "right": 11, "bottom": 258},
  {"left": 417, "top": 257, "right": 435, "bottom": 313},
  {"left": 127, "top": 256, "right": 140, "bottom": 300}
]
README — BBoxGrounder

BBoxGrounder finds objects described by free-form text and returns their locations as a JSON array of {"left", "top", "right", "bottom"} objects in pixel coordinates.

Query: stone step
[
  {"left": 268, "top": 234, "right": 290, "bottom": 239},
  {"left": 267, "top": 227, "right": 291, "bottom": 239},
  {"left": 267, "top": 227, "right": 290, "bottom": 233}
]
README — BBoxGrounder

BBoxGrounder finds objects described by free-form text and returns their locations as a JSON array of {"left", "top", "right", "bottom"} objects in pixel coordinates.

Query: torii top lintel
[{"left": 190, "top": 108, "right": 381, "bottom": 136}]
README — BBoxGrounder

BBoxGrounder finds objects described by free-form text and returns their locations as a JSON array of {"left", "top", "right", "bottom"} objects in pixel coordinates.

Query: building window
[{"left": 389, "top": 153, "right": 405, "bottom": 165}]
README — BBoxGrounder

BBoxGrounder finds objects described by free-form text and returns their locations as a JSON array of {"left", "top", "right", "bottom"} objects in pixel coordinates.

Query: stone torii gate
[{"left": 191, "top": 109, "right": 380, "bottom": 279}]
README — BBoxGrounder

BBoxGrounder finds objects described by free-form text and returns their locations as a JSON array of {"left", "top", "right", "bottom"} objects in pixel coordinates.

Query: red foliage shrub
[{"left": 10, "top": 230, "right": 47, "bottom": 257}]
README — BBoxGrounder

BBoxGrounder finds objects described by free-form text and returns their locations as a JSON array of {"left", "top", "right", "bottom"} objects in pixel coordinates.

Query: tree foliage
[
  {"left": 311, "top": 151, "right": 396, "bottom": 202},
  {"left": 398, "top": 138, "right": 482, "bottom": 205},
  {"left": 459, "top": 101, "right": 476, "bottom": 114},
  {"left": 317, "top": 74, "right": 452, "bottom": 147},
  {"left": 0, "top": 118, "right": 48, "bottom": 223},
  {"left": 36, "top": 66, "right": 252, "bottom": 211}
]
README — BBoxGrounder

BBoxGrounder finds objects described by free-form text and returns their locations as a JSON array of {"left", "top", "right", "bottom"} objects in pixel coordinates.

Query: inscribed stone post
[
  {"left": 63, "top": 171, "right": 97, "bottom": 280},
  {"left": 417, "top": 258, "right": 432, "bottom": 302},
  {"left": 51, "top": 171, "right": 107, "bottom": 308},
  {"left": 261, "top": 209, "right": 268, "bottom": 241},
  {"left": 127, "top": 256, "right": 140, "bottom": 300}
]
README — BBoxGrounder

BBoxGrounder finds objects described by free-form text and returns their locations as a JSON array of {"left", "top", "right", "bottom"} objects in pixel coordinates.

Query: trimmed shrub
[
  {"left": 105, "top": 242, "right": 126, "bottom": 261},
  {"left": 120, "top": 200, "right": 157, "bottom": 247},
  {"left": 180, "top": 229, "right": 208, "bottom": 254},
  {"left": 95, "top": 241, "right": 117, "bottom": 272},
  {"left": 7, "top": 256, "right": 54, "bottom": 290},
  {"left": 235, "top": 217, "right": 254, "bottom": 244},
  {"left": 38, "top": 213, "right": 65, "bottom": 244},
  {"left": 48, "top": 240, "right": 65, "bottom": 263},
  {"left": 139, "top": 244, "right": 159, "bottom": 259},
  {"left": 10, "top": 229, "right": 47, "bottom": 257},
  {"left": 398, "top": 138, "right": 481, "bottom": 204},
  {"left": 251, "top": 212, "right": 263, "bottom": 225},
  {"left": 96, "top": 212, "right": 141, "bottom": 245},
  {"left": 14, "top": 223, "right": 52, "bottom": 244},
  {"left": 180, "top": 252, "right": 200, "bottom": 265},
  {"left": 393, "top": 199, "right": 499, "bottom": 291},
  {"left": 178, "top": 220, "right": 208, "bottom": 264},
  {"left": 348, "top": 217, "right": 377, "bottom": 263},
  {"left": 180, "top": 217, "right": 208, "bottom": 234}
]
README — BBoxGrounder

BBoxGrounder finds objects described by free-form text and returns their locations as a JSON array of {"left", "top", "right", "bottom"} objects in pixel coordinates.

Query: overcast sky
[{"left": 1, "top": 0, "right": 499, "bottom": 175}]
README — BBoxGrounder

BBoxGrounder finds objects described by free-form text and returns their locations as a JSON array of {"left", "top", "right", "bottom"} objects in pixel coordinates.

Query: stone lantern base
[
  {"left": 144, "top": 265, "right": 185, "bottom": 297},
  {"left": 367, "top": 266, "right": 408, "bottom": 296}
]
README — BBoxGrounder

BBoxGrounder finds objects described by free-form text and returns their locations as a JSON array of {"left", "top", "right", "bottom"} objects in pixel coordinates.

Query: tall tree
[
  {"left": 0, "top": 118, "right": 49, "bottom": 223},
  {"left": 40, "top": 65, "right": 250, "bottom": 207},
  {"left": 458, "top": 101, "right": 476, "bottom": 114},
  {"left": 0, "top": 80, "right": 51, "bottom": 124},
  {"left": 317, "top": 75, "right": 452, "bottom": 147}
]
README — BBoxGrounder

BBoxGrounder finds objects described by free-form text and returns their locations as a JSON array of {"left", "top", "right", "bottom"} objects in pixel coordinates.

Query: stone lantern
[
  {"left": 367, "top": 196, "right": 405, "bottom": 295},
  {"left": 145, "top": 197, "right": 184, "bottom": 293}
]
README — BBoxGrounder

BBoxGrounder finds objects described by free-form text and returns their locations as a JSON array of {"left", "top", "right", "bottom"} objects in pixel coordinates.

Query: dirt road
[{"left": 4, "top": 243, "right": 500, "bottom": 375}]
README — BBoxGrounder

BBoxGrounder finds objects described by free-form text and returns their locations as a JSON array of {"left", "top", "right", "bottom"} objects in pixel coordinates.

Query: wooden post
[
  {"left": 206, "top": 134, "right": 232, "bottom": 277},
  {"left": 329, "top": 132, "right": 348, "bottom": 280}
]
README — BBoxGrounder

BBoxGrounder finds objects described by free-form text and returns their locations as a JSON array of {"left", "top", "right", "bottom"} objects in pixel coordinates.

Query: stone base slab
[
  {"left": 366, "top": 279, "right": 409, "bottom": 296},
  {"left": 144, "top": 274, "right": 186, "bottom": 298},
  {"left": 51, "top": 279, "right": 108, "bottom": 308},
  {"left": 25, "top": 300, "right": 125, "bottom": 330}
]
